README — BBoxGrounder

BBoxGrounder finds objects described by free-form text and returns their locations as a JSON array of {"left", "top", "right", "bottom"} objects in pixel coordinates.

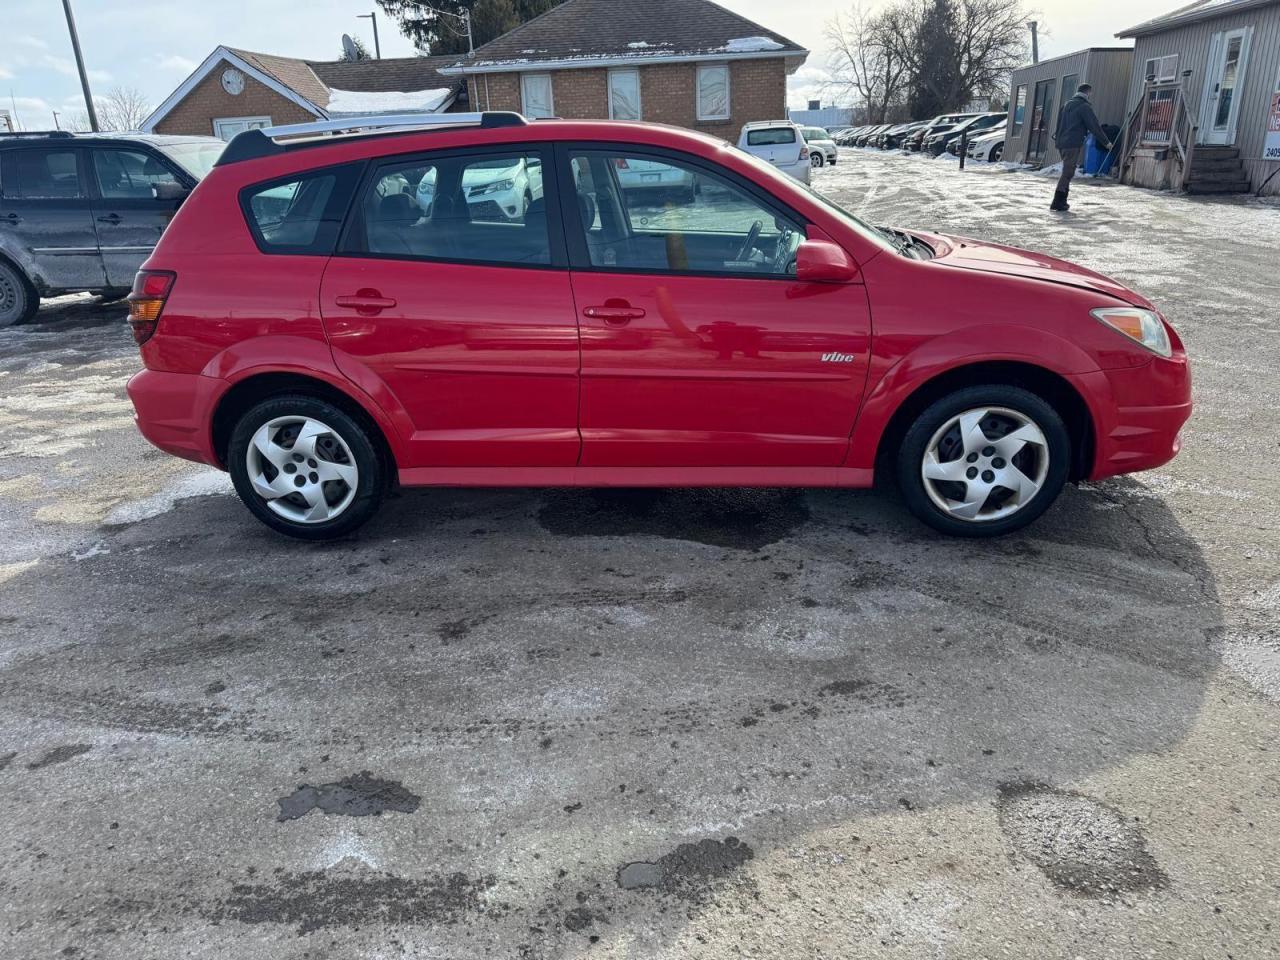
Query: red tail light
[{"left": 127, "top": 270, "right": 175, "bottom": 346}]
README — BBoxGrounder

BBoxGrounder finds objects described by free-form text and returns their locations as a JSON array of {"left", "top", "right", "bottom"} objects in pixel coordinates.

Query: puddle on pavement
[
  {"left": 617, "top": 836, "right": 754, "bottom": 898},
  {"left": 276, "top": 771, "right": 422, "bottom": 821},
  {"left": 538, "top": 489, "right": 810, "bottom": 550}
]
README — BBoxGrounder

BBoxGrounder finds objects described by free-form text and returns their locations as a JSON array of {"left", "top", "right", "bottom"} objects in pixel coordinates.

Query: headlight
[
  {"left": 479, "top": 179, "right": 515, "bottom": 195},
  {"left": 1091, "top": 307, "right": 1173, "bottom": 358}
]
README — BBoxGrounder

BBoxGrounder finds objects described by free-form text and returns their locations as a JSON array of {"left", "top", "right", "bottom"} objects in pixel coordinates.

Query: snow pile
[
  {"left": 325, "top": 87, "right": 453, "bottom": 116},
  {"left": 722, "top": 36, "right": 785, "bottom": 53}
]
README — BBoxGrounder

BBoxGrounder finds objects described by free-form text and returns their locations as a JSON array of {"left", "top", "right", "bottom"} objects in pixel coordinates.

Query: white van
[{"left": 736, "top": 121, "right": 811, "bottom": 184}]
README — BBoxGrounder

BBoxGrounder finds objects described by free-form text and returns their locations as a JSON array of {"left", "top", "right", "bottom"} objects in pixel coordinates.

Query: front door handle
[
  {"left": 97, "top": 213, "right": 122, "bottom": 225},
  {"left": 335, "top": 289, "right": 398, "bottom": 315},
  {"left": 2, "top": 213, "right": 23, "bottom": 225},
  {"left": 583, "top": 302, "right": 646, "bottom": 325}
]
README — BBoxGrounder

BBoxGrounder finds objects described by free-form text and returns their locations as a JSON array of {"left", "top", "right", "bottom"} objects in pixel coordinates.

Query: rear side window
[
  {"left": 0, "top": 148, "right": 83, "bottom": 199},
  {"left": 747, "top": 128, "right": 796, "bottom": 146},
  {"left": 92, "top": 149, "right": 181, "bottom": 199},
  {"left": 242, "top": 164, "right": 360, "bottom": 255}
]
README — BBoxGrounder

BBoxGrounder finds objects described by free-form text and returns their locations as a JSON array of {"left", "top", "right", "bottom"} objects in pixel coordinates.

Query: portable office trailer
[{"left": 1005, "top": 48, "right": 1135, "bottom": 166}]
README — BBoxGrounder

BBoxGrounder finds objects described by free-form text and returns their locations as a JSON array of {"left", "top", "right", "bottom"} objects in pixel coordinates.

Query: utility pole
[
  {"left": 1028, "top": 21, "right": 1039, "bottom": 65},
  {"left": 358, "top": 12, "right": 382, "bottom": 59},
  {"left": 61, "top": 0, "right": 99, "bottom": 131}
]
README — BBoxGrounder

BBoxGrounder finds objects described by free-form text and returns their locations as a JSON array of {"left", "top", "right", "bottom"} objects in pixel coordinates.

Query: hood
[{"left": 921, "top": 233, "right": 1153, "bottom": 308}]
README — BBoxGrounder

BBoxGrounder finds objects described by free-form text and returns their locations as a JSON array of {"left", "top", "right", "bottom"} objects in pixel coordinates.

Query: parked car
[
  {"left": 904, "top": 113, "right": 982, "bottom": 152},
  {"left": 926, "top": 113, "right": 1007, "bottom": 156},
  {"left": 838, "top": 126, "right": 871, "bottom": 146},
  {"left": 855, "top": 125, "right": 890, "bottom": 147},
  {"left": 0, "top": 130, "right": 225, "bottom": 326},
  {"left": 883, "top": 122, "right": 927, "bottom": 150},
  {"left": 800, "top": 127, "right": 839, "bottom": 167},
  {"left": 737, "top": 121, "right": 811, "bottom": 183},
  {"left": 416, "top": 154, "right": 544, "bottom": 220},
  {"left": 126, "top": 111, "right": 1191, "bottom": 541},
  {"left": 968, "top": 128, "right": 1006, "bottom": 162}
]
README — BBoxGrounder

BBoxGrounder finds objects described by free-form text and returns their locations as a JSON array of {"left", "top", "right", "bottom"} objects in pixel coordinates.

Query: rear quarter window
[
  {"left": 241, "top": 164, "right": 361, "bottom": 255},
  {"left": 747, "top": 128, "right": 797, "bottom": 146}
]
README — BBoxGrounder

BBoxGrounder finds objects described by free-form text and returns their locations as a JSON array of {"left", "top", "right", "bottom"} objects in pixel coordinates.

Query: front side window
[
  {"left": 569, "top": 150, "right": 801, "bottom": 277},
  {"left": 243, "top": 167, "right": 359, "bottom": 254},
  {"left": 521, "top": 74, "right": 554, "bottom": 119},
  {"left": 358, "top": 151, "right": 549, "bottom": 266},
  {"left": 0, "top": 148, "right": 82, "bottom": 199},
  {"left": 92, "top": 149, "right": 181, "bottom": 199},
  {"left": 696, "top": 64, "right": 730, "bottom": 121},
  {"left": 1011, "top": 86, "right": 1027, "bottom": 135},
  {"left": 608, "top": 69, "right": 642, "bottom": 120}
]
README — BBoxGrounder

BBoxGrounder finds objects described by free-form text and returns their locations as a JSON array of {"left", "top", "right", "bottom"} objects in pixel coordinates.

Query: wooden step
[
  {"left": 1193, "top": 146, "right": 1241, "bottom": 160},
  {"left": 1190, "top": 158, "right": 1246, "bottom": 174},
  {"left": 1186, "top": 178, "right": 1251, "bottom": 194}
]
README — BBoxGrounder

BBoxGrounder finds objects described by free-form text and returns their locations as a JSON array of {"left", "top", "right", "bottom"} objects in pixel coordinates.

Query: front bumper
[
  {"left": 127, "top": 368, "right": 225, "bottom": 467},
  {"left": 1071, "top": 356, "right": 1193, "bottom": 481}
]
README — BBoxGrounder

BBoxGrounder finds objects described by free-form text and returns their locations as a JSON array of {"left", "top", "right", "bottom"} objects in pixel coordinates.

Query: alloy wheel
[
  {"left": 245, "top": 416, "right": 359, "bottom": 524},
  {"left": 920, "top": 407, "right": 1049, "bottom": 522},
  {"left": 0, "top": 265, "right": 24, "bottom": 325}
]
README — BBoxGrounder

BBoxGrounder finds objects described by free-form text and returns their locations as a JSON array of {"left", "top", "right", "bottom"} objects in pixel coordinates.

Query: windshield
[
  {"left": 728, "top": 146, "right": 898, "bottom": 255},
  {"left": 156, "top": 141, "right": 225, "bottom": 180}
]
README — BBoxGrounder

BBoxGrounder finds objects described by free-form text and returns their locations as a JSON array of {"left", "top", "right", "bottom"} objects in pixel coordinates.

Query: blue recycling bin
[{"left": 1083, "top": 134, "right": 1117, "bottom": 176}]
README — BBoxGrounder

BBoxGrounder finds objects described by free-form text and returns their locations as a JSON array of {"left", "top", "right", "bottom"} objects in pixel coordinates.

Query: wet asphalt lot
[{"left": 1, "top": 151, "right": 1278, "bottom": 959}]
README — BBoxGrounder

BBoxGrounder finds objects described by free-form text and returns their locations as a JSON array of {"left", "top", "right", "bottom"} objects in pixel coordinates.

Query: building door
[
  {"left": 1201, "top": 28, "right": 1253, "bottom": 145},
  {"left": 1028, "top": 79, "right": 1057, "bottom": 162}
]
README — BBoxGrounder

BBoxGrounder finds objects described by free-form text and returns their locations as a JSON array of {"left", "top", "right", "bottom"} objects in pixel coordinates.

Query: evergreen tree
[{"left": 374, "top": 0, "right": 567, "bottom": 55}]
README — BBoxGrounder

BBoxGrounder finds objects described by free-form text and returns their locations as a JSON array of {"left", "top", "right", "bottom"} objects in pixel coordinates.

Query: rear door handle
[
  {"left": 583, "top": 303, "right": 646, "bottom": 325},
  {"left": 335, "top": 289, "right": 398, "bottom": 315},
  {"left": 97, "top": 213, "right": 122, "bottom": 225},
  {"left": 2, "top": 213, "right": 22, "bottom": 225}
]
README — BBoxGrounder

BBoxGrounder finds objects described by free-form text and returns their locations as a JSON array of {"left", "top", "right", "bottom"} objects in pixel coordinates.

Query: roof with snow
[
  {"left": 1117, "top": 0, "right": 1280, "bottom": 37},
  {"left": 440, "top": 0, "right": 807, "bottom": 74},
  {"left": 142, "top": 47, "right": 466, "bottom": 131}
]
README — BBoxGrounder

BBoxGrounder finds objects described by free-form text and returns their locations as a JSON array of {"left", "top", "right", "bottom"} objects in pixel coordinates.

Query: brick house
[
  {"left": 439, "top": 0, "right": 808, "bottom": 136},
  {"left": 141, "top": 46, "right": 468, "bottom": 140}
]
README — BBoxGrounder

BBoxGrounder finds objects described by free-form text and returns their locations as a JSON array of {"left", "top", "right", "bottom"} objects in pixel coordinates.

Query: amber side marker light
[
  {"left": 1090, "top": 307, "right": 1173, "bottom": 358},
  {"left": 127, "top": 271, "right": 175, "bottom": 345}
]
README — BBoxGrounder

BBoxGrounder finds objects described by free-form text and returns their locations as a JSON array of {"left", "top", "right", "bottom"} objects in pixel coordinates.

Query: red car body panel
[{"left": 125, "top": 118, "right": 1191, "bottom": 492}]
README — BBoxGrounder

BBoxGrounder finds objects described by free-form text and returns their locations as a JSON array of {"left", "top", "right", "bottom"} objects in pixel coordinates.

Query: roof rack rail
[
  {"left": 0, "top": 130, "right": 77, "bottom": 139},
  {"left": 216, "top": 112, "right": 529, "bottom": 166}
]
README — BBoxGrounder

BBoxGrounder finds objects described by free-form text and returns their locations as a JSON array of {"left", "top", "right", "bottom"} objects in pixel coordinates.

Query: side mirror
[
  {"left": 153, "top": 182, "right": 191, "bottom": 202},
  {"left": 795, "top": 239, "right": 858, "bottom": 283}
]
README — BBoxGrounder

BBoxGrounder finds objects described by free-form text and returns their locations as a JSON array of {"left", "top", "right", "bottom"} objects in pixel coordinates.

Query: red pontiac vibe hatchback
[{"left": 125, "top": 113, "right": 1191, "bottom": 541}]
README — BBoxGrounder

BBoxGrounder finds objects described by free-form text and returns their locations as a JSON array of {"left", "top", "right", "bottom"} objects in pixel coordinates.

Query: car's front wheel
[
  {"left": 896, "top": 385, "right": 1070, "bottom": 537},
  {"left": 228, "top": 395, "right": 385, "bottom": 540},
  {"left": 0, "top": 259, "right": 39, "bottom": 327},
  {"left": 811, "top": 153, "right": 824, "bottom": 168}
]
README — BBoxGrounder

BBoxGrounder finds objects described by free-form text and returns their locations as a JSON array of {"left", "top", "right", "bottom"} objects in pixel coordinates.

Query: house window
[
  {"left": 521, "top": 74, "right": 554, "bottom": 119},
  {"left": 1011, "top": 85, "right": 1027, "bottom": 135},
  {"left": 213, "top": 116, "right": 271, "bottom": 141},
  {"left": 608, "top": 68, "right": 642, "bottom": 121},
  {"left": 1145, "top": 54, "right": 1179, "bottom": 83},
  {"left": 696, "top": 64, "right": 730, "bottom": 121}
]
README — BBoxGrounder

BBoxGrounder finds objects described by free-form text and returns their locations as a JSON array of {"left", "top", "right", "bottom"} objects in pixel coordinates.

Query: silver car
[{"left": 0, "top": 131, "right": 224, "bottom": 326}]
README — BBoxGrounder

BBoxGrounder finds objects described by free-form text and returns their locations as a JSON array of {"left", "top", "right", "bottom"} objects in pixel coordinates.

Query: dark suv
[{"left": 0, "top": 130, "right": 224, "bottom": 326}]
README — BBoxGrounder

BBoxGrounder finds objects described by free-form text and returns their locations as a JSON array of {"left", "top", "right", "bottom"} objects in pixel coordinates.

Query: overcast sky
[{"left": 3, "top": 0, "right": 1178, "bottom": 128}]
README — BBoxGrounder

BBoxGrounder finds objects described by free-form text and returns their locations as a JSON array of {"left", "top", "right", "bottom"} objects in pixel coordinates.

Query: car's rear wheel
[
  {"left": 896, "top": 385, "right": 1069, "bottom": 537},
  {"left": 228, "top": 395, "right": 385, "bottom": 541},
  {"left": 0, "top": 259, "right": 39, "bottom": 327}
]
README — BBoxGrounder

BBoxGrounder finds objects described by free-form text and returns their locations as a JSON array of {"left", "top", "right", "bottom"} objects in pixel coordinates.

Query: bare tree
[
  {"left": 876, "top": 0, "right": 1032, "bottom": 115},
  {"left": 826, "top": 4, "right": 909, "bottom": 124},
  {"left": 97, "top": 86, "right": 152, "bottom": 132}
]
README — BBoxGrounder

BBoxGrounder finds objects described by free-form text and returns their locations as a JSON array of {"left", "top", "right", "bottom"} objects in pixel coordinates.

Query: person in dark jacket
[{"left": 1051, "top": 84, "right": 1113, "bottom": 211}]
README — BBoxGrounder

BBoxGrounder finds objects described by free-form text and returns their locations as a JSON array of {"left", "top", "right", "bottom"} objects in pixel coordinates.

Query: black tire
[
  {"left": 811, "top": 154, "right": 824, "bottom": 168},
  {"left": 896, "top": 385, "right": 1070, "bottom": 538},
  {"left": 991, "top": 144, "right": 1004, "bottom": 163},
  {"left": 0, "top": 258, "right": 39, "bottom": 327},
  {"left": 228, "top": 394, "right": 385, "bottom": 541}
]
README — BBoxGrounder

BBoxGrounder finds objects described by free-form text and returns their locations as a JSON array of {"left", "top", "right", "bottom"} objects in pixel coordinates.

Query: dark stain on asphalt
[
  {"left": 819, "top": 678, "right": 910, "bottom": 707},
  {"left": 996, "top": 782, "right": 1169, "bottom": 898},
  {"left": 277, "top": 771, "right": 421, "bottom": 821},
  {"left": 563, "top": 905, "right": 607, "bottom": 932},
  {"left": 538, "top": 489, "right": 810, "bottom": 550},
  {"left": 209, "top": 869, "right": 496, "bottom": 934},
  {"left": 0, "top": 751, "right": 17, "bottom": 772},
  {"left": 26, "top": 744, "right": 91, "bottom": 770},
  {"left": 617, "top": 836, "right": 754, "bottom": 900}
]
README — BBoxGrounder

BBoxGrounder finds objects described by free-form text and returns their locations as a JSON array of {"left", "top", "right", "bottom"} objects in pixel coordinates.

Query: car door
[
  {"left": 88, "top": 146, "right": 191, "bottom": 288},
  {"left": 320, "top": 145, "right": 581, "bottom": 469},
  {"left": 0, "top": 143, "right": 104, "bottom": 292},
  {"left": 559, "top": 146, "right": 872, "bottom": 468}
]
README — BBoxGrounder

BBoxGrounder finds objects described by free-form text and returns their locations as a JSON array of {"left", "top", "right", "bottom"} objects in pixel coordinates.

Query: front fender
[{"left": 845, "top": 324, "right": 1105, "bottom": 471}]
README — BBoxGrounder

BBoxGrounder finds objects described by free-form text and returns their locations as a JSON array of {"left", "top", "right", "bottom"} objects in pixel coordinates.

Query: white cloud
[
  {"left": 16, "top": 35, "right": 50, "bottom": 51},
  {"left": 155, "top": 54, "right": 199, "bottom": 73},
  {"left": 0, "top": 66, "right": 14, "bottom": 81}
]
